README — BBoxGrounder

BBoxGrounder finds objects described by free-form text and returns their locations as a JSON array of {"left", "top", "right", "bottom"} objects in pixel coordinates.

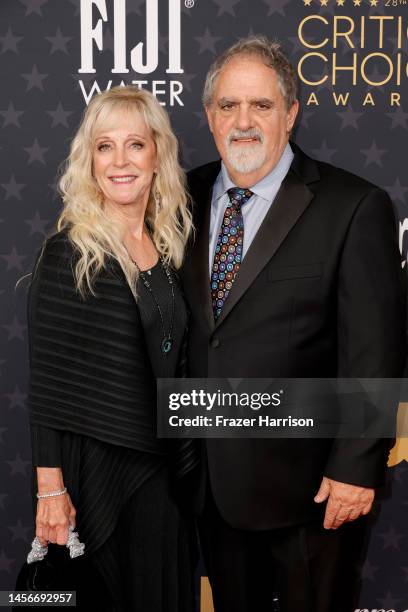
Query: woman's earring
[{"left": 154, "top": 183, "right": 162, "bottom": 214}]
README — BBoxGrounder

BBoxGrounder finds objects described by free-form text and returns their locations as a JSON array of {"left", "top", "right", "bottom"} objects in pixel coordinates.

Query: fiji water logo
[
  {"left": 79, "top": 0, "right": 183, "bottom": 74},
  {"left": 77, "top": 0, "right": 188, "bottom": 105}
]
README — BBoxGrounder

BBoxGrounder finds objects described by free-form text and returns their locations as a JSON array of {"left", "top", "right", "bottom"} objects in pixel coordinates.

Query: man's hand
[{"left": 314, "top": 476, "right": 374, "bottom": 530}]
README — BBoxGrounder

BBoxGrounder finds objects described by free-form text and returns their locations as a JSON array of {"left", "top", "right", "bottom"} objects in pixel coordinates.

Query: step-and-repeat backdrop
[{"left": 0, "top": 1, "right": 407, "bottom": 610}]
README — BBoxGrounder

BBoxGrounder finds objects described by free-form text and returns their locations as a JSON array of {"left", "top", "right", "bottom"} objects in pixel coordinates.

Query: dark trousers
[{"left": 199, "top": 492, "right": 368, "bottom": 612}]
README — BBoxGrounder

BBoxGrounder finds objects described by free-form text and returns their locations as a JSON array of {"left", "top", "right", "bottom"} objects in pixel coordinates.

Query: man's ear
[
  {"left": 287, "top": 100, "right": 299, "bottom": 133},
  {"left": 205, "top": 105, "right": 214, "bottom": 134}
]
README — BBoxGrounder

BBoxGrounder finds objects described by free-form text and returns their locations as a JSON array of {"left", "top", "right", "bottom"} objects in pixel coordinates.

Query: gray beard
[{"left": 225, "top": 142, "right": 267, "bottom": 174}]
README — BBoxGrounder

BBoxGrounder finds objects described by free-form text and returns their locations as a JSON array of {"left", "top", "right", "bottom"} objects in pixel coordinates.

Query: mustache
[{"left": 227, "top": 128, "right": 264, "bottom": 145}]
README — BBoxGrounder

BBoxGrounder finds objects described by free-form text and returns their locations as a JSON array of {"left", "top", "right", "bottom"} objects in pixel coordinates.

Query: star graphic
[
  {"left": 360, "top": 558, "right": 379, "bottom": 581},
  {"left": 288, "top": 36, "right": 315, "bottom": 55},
  {"left": 386, "top": 107, "right": 408, "bottom": 130},
  {"left": 23, "top": 138, "right": 49, "bottom": 164},
  {"left": 158, "top": 32, "right": 168, "bottom": 56},
  {"left": 180, "top": 143, "right": 196, "bottom": 168},
  {"left": 336, "top": 105, "right": 363, "bottom": 130},
  {"left": 311, "top": 140, "right": 338, "bottom": 163},
  {"left": 0, "top": 101, "right": 24, "bottom": 127},
  {"left": 303, "top": 0, "right": 312, "bottom": 5},
  {"left": 365, "top": 67, "right": 386, "bottom": 92},
  {"left": 370, "top": 0, "right": 378, "bottom": 5},
  {"left": 102, "top": 27, "right": 115, "bottom": 54},
  {"left": 390, "top": 37, "right": 407, "bottom": 56},
  {"left": 262, "top": 0, "right": 291, "bottom": 16},
  {"left": 377, "top": 592, "right": 401, "bottom": 609},
  {"left": 2, "top": 316, "right": 27, "bottom": 341},
  {"left": 8, "top": 519, "right": 32, "bottom": 543},
  {"left": 178, "top": 72, "right": 197, "bottom": 93},
  {"left": 195, "top": 28, "right": 222, "bottom": 55},
  {"left": 68, "top": 0, "right": 80, "bottom": 16},
  {"left": 22, "top": 64, "right": 48, "bottom": 91},
  {"left": 6, "top": 453, "right": 30, "bottom": 477},
  {"left": 319, "top": 0, "right": 337, "bottom": 14},
  {"left": 25, "top": 211, "right": 50, "bottom": 236},
  {"left": 126, "top": 0, "right": 146, "bottom": 15},
  {"left": 70, "top": 72, "right": 98, "bottom": 92},
  {"left": 181, "top": 2, "right": 194, "bottom": 17},
  {"left": 353, "top": 0, "right": 361, "bottom": 5},
  {"left": 19, "top": 0, "right": 48, "bottom": 16},
  {"left": 194, "top": 111, "right": 208, "bottom": 129},
  {"left": 246, "top": 27, "right": 257, "bottom": 39},
  {"left": 212, "top": 0, "right": 240, "bottom": 17},
  {"left": 0, "top": 27, "right": 23, "bottom": 53},
  {"left": 0, "top": 493, "right": 7, "bottom": 510},
  {"left": 0, "top": 550, "right": 15, "bottom": 574},
  {"left": 378, "top": 524, "right": 405, "bottom": 549},
  {"left": 337, "top": 34, "right": 360, "bottom": 56},
  {"left": 48, "top": 180, "right": 60, "bottom": 200},
  {"left": 320, "top": 0, "right": 328, "bottom": 5},
  {"left": 299, "top": 111, "right": 315, "bottom": 130},
  {"left": 1, "top": 175, "right": 26, "bottom": 200},
  {"left": 1, "top": 246, "right": 27, "bottom": 271},
  {"left": 45, "top": 27, "right": 72, "bottom": 53},
  {"left": 337, "top": 0, "right": 345, "bottom": 5},
  {"left": 360, "top": 140, "right": 387, "bottom": 167},
  {"left": 5, "top": 385, "right": 27, "bottom": 409},
  {"left": 311, "top": 71, "right": 333, "bottom": 93},
  {"left": 386, "top": 178, "right": 408, "bottom": 204},
  {"left": 46, "top": 102, "right": 74, "bottom": 128}
]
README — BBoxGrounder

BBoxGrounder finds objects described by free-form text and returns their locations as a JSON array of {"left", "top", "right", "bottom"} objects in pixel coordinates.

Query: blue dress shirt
[{"left": 209, "top": 142, "right": 294, "bottom": 276}]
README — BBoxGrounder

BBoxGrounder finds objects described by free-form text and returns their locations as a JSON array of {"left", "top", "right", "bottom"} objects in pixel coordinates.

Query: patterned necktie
[{"left": 211, "top": 187, "right": 253, "bottom": 320}]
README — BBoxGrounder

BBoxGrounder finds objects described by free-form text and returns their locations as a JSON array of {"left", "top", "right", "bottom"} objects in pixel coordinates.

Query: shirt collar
[{"left": 213, "top": 142, "right": 294, "bottom": 204}]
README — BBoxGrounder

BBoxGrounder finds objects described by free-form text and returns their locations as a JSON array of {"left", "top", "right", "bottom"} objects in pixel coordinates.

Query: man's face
[{"left": 206, "top": 55, "right": 299, "bottom": 187}]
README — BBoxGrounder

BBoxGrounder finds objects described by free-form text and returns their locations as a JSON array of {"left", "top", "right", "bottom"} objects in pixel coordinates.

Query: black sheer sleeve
[{"left": 30, "top": 424, "right": 62, "bottom": 467}]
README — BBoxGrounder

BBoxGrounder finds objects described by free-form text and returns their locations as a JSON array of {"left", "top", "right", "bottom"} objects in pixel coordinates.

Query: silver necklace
[{"left": 134, "top": 260, "right": 175, "bottom": 355}]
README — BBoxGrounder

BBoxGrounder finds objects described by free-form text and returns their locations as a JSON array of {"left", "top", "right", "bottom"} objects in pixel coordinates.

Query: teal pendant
[{"left": 161, "top": 338, "right": 173, "bottom": 354}]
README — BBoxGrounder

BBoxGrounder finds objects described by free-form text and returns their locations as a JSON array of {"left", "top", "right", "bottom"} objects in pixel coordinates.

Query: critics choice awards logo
[{"left": 296, "top": 4, "right": 408, "bottom": 108}]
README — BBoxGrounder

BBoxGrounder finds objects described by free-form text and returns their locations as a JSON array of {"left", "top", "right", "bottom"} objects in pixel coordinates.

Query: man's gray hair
[{"left": 202, "top": 35, "right": 297, "bottom": 111}]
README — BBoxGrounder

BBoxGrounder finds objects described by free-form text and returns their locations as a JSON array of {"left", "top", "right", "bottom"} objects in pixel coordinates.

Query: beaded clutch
[{"left": 15, "top": 527, "right": 85, "bottom": 593}]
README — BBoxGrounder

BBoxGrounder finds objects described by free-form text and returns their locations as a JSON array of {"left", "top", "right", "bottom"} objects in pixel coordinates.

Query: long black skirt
[
  {"left": 32, "top": 433, "right": 197, "bottom": 612},
  {"left": 76, "top": 468, "right": 196, "bottom": 611}
]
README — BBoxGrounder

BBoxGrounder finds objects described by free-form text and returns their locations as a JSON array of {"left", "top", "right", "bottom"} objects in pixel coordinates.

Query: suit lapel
[
  {"left": 186, "top": 162, "right": 221, "bottom": 333},
  {"left": 191, "top": 188, "right": 215, "bottom": 332},
  {"left": 215, "top": 165, "right": 316, "bottom": 328}
]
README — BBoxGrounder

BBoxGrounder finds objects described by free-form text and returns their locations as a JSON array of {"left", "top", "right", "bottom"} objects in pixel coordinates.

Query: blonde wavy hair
[{"left": 57, "top": 85, "right": 192, "bottom": 297}]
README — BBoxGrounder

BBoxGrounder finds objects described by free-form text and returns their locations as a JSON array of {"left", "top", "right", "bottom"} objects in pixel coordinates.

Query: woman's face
[{"left": 92, "top": 109, "right": 158, "bottom": 212}]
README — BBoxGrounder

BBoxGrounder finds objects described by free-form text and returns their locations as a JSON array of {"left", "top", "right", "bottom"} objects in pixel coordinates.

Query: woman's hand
[{"left": 36, "top": 468, "right": 76, "bottom": 546}]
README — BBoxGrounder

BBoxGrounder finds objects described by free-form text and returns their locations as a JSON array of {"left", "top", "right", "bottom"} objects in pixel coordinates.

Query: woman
[{"left": 27, "top": 85, "right": 196, "bottom": 611}]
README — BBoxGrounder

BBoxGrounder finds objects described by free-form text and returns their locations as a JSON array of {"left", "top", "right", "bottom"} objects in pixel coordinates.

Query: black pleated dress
[{"left": 27, "top": 231, "right": 197, "bottom": 612}]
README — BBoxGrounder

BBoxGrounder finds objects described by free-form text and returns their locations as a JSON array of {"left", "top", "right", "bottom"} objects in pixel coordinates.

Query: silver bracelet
[{"left": 36, "top": 487, "right": 67, "bottom": 499}]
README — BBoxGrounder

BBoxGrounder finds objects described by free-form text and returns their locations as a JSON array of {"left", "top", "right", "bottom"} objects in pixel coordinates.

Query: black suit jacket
[{"left": 181, "top": 144, "right": 406, "bottom": 530}]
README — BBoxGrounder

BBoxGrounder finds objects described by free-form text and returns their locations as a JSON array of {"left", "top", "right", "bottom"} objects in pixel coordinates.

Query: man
[{"left": 181, "top": 36, "right": 406, "bottom": 611}]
